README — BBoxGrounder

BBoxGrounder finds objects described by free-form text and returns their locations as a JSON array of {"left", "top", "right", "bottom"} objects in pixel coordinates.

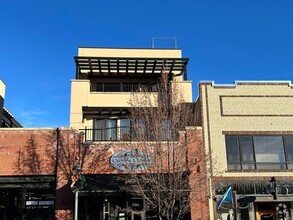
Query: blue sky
[{"left": 0, "top": 0, "right": 293, "bottom": 127}]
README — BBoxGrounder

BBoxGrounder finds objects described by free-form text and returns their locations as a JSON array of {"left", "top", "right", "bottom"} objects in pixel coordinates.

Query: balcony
[
  {"left": 80, "top": 126, "right": 175, "bottom": 142},
  {"left": 81, "top": 126, "right": 131, "bottom": 142},
  {"left": 92, "top": 82, "right": 158, "bottom": 93}
]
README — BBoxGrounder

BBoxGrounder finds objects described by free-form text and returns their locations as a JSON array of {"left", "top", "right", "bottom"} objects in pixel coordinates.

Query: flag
[{"left": 217, "top": 187, "right": 233, "bottom": 209}]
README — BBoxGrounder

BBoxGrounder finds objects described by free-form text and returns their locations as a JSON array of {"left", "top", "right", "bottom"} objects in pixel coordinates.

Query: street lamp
[
  {"left": 72, "top": 164, "right": 82, "bottom": 220},
  {"left": 266, "top": 177, "right": 278, "bottom": 200},
  {"left": 71, "top": 141, "right": 91, "bottom": 220},
  {"left": 73, "top": 164, "right": 82, "bottom": 173}
]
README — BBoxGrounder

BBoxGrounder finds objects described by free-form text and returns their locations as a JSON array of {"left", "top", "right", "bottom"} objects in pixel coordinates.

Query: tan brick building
[{"left": 197, "top": 81, "right": 293, "bottom": 220}]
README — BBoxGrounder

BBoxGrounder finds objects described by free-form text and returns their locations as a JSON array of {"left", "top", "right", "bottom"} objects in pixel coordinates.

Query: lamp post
[
  {"left": 232, "top": 190, "right": 238, "bottom": 220},
  {"left": 72, "top": 164, "right": 82, "bottom": 220}
]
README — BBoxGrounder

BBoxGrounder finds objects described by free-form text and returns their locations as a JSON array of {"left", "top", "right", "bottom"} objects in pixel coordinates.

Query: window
[
  {"left": 93, "top": 118, "right": 132, "bottom": 141},
  {"left": 161, "top": 120, "right": 172, "bottom": 141},
  {"left": 91, "top": 118, "right": 177, "bottom": 142},
  {"left": 226, "top": 135, "right": 293, "bottom": 170},
  {"left": 94, "top": 119, "right": 117, "bottom": 141},
  {"left": 120, "top": 119, "right": 131, "bottom": 140}
]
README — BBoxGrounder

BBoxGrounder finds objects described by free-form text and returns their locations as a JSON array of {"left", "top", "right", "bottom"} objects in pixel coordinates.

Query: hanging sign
[{"left": 110, "top": 149, "right": 152, "bottom": 171}]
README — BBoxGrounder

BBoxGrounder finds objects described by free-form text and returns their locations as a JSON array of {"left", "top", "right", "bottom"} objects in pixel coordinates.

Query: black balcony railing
[
  {"left": 93, "top": 83, "right": 158, "bottom": 93},
  {"left": 80, "top": 126, "right": 177, "bottom": 142},
  {"left": 81, "top": 126, "right": 131, "bottom": 142}
]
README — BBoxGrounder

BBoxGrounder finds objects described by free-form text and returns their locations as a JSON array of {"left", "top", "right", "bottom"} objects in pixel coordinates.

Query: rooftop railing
[{"left": 91, "top": 83, "right": 158, "bottom": 92}]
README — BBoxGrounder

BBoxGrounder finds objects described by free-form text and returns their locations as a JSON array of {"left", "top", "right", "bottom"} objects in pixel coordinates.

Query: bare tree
[{"left": 122, "top": 70, "right": 204, "bottom": 220}]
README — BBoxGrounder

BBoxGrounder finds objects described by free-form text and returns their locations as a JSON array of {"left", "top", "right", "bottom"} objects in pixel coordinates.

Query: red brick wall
[
  {"left": 0, "top": 127, "right": 209, "bottom": 220},
  {"left": 0, "top": 128, "right": 83, "bottom": 220},
  {"left": 55, "top": 129, "right": 83, "bottom": 220},
  {"left": 0, "top": 129, "right": 56, "bottom": 175},
  {"left": 186, "top": 127, "right": 209, "bottom": 220}
]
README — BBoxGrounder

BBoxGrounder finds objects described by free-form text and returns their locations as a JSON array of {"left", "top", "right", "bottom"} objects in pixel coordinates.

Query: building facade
[
  {"left": 197, "top": 81, "right": 293, "bottom": 220},
  {"left": 2, "top": 107, "right": 22, "bottom": 128},
  {"left": 70, "top": 47, "right": 192, "bottom": 129},
  {"left": 0, "top": 80, "right": 22, "bottom": 128},
  {"left": 0, "top": 126, "right": 206, "bottom": 220},
  {"left": 0, "top": 81, "right": 4, "bottom": 124},
  {"left": 0, "top": 128, "right": 82, "bottom": 219},
  {"left": 68, "top": 47, "right": 207, "bottom": 220},
  {"left": 0, "top": 48, "right": 208, "bottom": 220}
]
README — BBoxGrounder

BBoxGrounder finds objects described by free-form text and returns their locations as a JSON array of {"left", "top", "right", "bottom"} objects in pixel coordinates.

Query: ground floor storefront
[
  {"left": 217, "top": 201, "right": 293, "bottom": 220},
  {"left": 71, "top": 175, "right": 192, "bottom": 220},
  {"left": 77, "top": 194, "right": 152, "bottom": 220},
  {"left": 0, "top": 176, "right": 55, "bottom": 220},
  {"left": 214, "top": 180, "right": 293, "bottom": 220}
]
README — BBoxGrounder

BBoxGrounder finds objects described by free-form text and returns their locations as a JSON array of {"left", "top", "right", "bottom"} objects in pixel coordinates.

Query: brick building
[
  {"left": 0, "top": 127, "right": 206, "bottom": 220},
  {"left": 2, "top": 46, "right": 293, "bottom": 220},
  {"left": 0, "top": 128, "right": 82, "bottom": 219},
  {"left": 0, "top": 48, "right": 209, "bottom": 220},
  {"left": 0, "top": 80, "right": 22, "bottom": 128},
  {"left": 196, "top": 81, "right": 293, "bottom": 220},
  {"left": 67, "top": 47, "right": 207, "bottom": 220}
]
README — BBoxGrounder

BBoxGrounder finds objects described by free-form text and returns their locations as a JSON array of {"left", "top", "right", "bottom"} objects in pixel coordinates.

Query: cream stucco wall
[
  {"left": 78, "top": 47, "right": 182, "bottom": 58},
  {"left": 70, "top": 48, "right": 193, "bottom": 129},
  {"left": 70, "top": 79, "right": 192, "bottom": 128},
  {"left": 200, "top": 81, "right": 293, "bottom": 177},
  {"left": 70, "top": 80, "right": 90, "bottom": 128},
  {"left": 0, "top": 80, "right": 5, "bottom": 98}
]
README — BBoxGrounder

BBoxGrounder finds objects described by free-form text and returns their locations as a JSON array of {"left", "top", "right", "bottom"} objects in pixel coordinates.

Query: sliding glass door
[{"left": 94, "top": 119, "right": 117, "bottom": 141}]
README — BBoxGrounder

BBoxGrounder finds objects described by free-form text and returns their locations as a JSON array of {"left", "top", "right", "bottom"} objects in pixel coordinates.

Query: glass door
[{"left": 94, "top": 119, "right": 117, "bottom": 141}]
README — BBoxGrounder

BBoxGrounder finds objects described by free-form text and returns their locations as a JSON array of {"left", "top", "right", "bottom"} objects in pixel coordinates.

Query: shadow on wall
[{"left": 13, "top": 128, "right": 85, "bottom": 180}]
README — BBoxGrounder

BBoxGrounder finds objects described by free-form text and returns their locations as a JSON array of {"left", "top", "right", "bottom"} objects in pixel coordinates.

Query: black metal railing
[
  {"left": 80, "top": 126, "right": 178, "bottom": 142},
  {"left": 81, "top": 126, "right": 130, "bottom": 142},
  {"left": 92, "top": 83, "right": 158, "bottom": 93}
]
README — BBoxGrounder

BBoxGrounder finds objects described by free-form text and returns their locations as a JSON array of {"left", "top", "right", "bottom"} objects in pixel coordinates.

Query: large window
[
  {"left": 89, "top": 118, "right": 176, "bottom": 142},
  {"left": 94, "top": 119, "right": 117, "bottom": 141},
  {"left": 93, "top": 118, "right": 131, "bottom": 141},
  {"left": 226, "top": 135, "right": 293, "bottom": 170},
  {"left": 120, "top": 119, "right": 131, "bottom": 140}
]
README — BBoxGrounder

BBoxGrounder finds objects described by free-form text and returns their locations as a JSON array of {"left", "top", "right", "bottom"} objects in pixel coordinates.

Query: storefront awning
[
  {"left": 78, "top": 174, "right": 128, "bottom": 196},
  {"left": 0, "top": 176, "right": 55, "bottom": 189}
]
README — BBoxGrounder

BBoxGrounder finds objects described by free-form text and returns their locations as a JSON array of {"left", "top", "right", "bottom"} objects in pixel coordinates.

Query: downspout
[{"left": 54, "top": 127, "right": 60, "bottom": 188}]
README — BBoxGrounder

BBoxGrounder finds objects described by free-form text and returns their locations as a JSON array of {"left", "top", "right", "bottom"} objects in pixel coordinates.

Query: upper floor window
[
  {"left": 226, "top": 135, "right": 293, "bottom": 170},
  {"left": 94, "top": 119, "right": 117, "bottom": 141}
]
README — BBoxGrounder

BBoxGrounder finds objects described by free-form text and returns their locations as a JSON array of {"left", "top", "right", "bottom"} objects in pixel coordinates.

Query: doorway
[
  {"left": 131, "top": 211, "right": 144, "bottom": 220},
  {"left": 255, "top": 202, "right": 276, "bottom": 220},
  {"left": 255, "top": 202, "right": 291, "bottom": 220}
]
